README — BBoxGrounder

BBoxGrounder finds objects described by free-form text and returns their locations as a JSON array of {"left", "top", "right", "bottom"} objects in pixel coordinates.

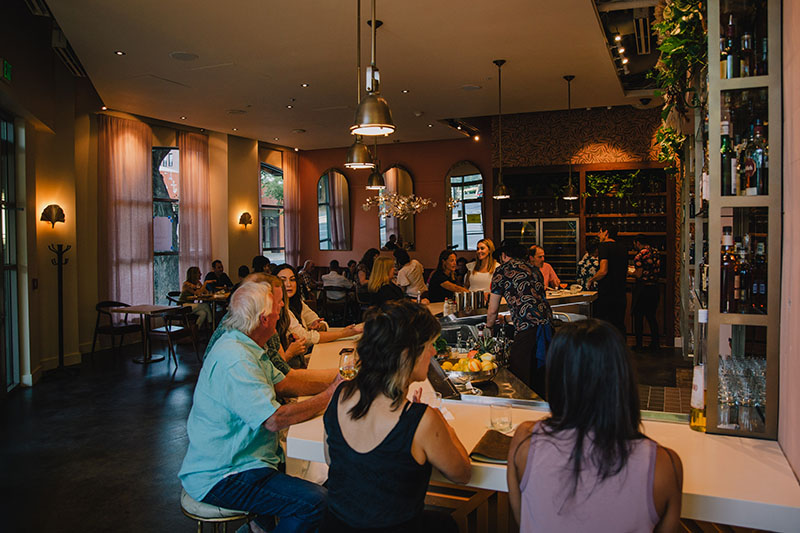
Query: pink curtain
[
  {"left": 283, "top": 150, "right": 301, "bottom": 266},
  {"left": 177, "top": 132, "right": 211, "bottom": 276},
  {"left": 98, "top": 115, "right": 154, "bottom": 305},
  {"left": 384, "top": 167, "right": 399, "bottom": 237},
  {"left": 329, "top": 172, "right": 349, "bottom": 249}
]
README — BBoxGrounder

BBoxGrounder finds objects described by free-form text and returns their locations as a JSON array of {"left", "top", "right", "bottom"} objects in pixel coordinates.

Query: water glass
[
  {"left": 490, "top": 403, "right": 512, "bottom": 433},
  {"left": 338, "top": 350, "right": 358, "bottom": 381}
]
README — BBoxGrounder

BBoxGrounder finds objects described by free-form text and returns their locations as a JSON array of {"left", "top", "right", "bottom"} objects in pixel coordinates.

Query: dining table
[
  {"left": 108, "top": 304, "right": 174, "bottom": 364},
  {"left": 190, "top": 291, "right": 231, "bottom": 329}
]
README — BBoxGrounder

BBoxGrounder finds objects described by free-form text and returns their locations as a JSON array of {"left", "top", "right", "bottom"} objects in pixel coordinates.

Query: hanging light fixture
[
  {"left": 562, "top": 75, "right": 579, "bottom": 201},
  {"left": 350, "top": 0, "right": 395, "bottom": 136},
  {"left": 492, "top": 59, "right": 510, "bottom": 200},
  {"left": 345, "top": 0, "right": 376, "bottom": 169},
  {"left": 365, "top": 137, "right": 385, "bottom": 189}
]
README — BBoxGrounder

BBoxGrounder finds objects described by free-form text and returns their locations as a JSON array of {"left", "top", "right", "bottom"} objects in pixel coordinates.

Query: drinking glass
[
  {"left": 338, "top": 350, "right": 359, "bottom": 381},
  {"left": 490, "top": 403, "right": 512, "bottom": 432}
]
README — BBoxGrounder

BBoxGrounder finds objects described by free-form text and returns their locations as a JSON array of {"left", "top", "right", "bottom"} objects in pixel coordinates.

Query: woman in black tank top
[{"left": 322, "top": 300, "right": 471, "bottom": 532}]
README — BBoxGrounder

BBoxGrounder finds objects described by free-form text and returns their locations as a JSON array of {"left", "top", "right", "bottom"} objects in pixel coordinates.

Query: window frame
[
  {"left": 449, "top": 171, "right": 485, "bottom": 251},
  {"left": 259, "top": 163, "right": 286, "bottom": 261},
  {"left": 152, "top": 146, "right": 180, "bottom": 305}
]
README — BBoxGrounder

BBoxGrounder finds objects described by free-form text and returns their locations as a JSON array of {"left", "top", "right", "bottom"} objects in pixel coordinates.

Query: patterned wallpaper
[{"left": 491, "top": 106, "right": 661, "bottom": 167}]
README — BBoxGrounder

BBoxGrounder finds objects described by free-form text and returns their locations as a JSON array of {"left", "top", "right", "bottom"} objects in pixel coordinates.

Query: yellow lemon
[
  {"left": 479, "top": 353, "right": 494, "bottom": 362},
  {"left": 481, "top": 361, "right": 494, "bottom": 372},
  {"left": 441, "top": 361, "right": 453, "bottom": 371}
]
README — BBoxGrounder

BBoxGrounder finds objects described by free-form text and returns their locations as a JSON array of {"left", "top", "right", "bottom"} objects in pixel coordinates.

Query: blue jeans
[{"left": 204, "top": 467, "right": 327, "bottom": 533}]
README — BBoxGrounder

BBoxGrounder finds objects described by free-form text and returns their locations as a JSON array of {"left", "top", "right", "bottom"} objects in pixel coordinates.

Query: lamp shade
[
  {"left": 562, "top": 182, "right": 578, "bottom": 200},
  {"left": 239, "top": 212, "right": 253, "bottom": 228},
  {"left": 351, "top": 94, "right": 395, "bottom": 136},
  {"left": 40, "top": 204, "right": 66, "bottom": 227},
  {"left": 344, "top": 138, "right": 375, "bottom": 169},
  {"left": 365, "top": 169, "right": 386, "bottom": 190},
  {"left": 493, "top": 182, "right": 510, "bottom": 200}
]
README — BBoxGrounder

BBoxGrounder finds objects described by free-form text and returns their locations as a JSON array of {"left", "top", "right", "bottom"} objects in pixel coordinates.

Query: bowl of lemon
[{"left": 439, "top": 351, "right": 499, "bottom": 384}]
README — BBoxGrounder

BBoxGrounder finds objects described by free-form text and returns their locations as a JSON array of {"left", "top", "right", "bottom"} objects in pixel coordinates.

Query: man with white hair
[{"left": 179, "top": 281, "right": 340, "bottom": 533}]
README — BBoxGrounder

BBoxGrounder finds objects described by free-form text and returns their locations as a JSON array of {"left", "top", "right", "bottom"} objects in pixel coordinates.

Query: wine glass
[{"left": 339, "top": 350, "right": 359, "bottom": 381}]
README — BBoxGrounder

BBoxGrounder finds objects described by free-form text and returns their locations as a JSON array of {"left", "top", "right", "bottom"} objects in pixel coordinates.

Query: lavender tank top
[{"left": 519, "top": 425, "right": 659, "bottom": 532}]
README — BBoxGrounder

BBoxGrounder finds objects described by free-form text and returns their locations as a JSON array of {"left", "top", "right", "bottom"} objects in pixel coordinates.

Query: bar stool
[{"left": 180, "top": 488, "right": 252, "bottom": 533}]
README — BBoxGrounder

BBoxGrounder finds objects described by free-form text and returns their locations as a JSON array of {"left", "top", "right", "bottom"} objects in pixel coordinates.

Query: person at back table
[
  {"left": 179, "top": 266, "right": 213, "bottom": 328},
  {"left": 393, "top": 248, "right": 428, "bottom": 301},
  {"left": 320, "top": 260, "right": 353, "bottom": 301},
  {"left": 529, "top": 245, "right": 561, "bottom": 289},
  {"left": 367, "top": 256, "right": 405, "bottom": 307},
  {"left": 587, "top": 223, "right": 629, "bottom": 336},
  {"left": 507, "top": 319, "right": 683, "bottom": 532},
  {"left": 204, "top": 259, "right": 234, "bottom": 292},
  {"left": 465, "top": 238, "right": 497, "bottom": 294},
  {"left": 322, "top": 300, "right": 471, "bottom": 533},
  {"left": 428, "top": 250, "right": 469, "bottom": 303}
]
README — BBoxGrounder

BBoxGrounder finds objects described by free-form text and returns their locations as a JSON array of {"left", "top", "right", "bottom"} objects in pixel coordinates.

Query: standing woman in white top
[
  {"left": 275, "top": 264, "right": 362, "bottom": 348},
  {"left": 465, "top": 239, "right": 497, "bottom": 293}
]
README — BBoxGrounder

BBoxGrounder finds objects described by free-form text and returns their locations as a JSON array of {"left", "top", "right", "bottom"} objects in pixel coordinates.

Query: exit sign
[{"left": 1, "top": 59, "right": 11, "bottom": 83}]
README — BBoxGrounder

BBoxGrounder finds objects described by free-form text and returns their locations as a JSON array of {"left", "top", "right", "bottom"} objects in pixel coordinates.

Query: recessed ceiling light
[
  {"left": 232, "top": 128, "right": 238, "bottom": 131},
  {"left": 292, "top": 129, "right": 306, "bottom": 134},
  {"left": 301, "top": 83, "right": 309, "bottom": 88},
  {"left": 287, "top": 105, "right": 293, "bottom": 109},
  {"left": 101, "top": 106, "right": 108, "bottom": 111},
  {"left": 618, "top": 47, "right": 626, "bottom": 54},
  {"left": 401, "top": 89, "right": 410, "bottom": 94},
  {"left": 614, "top": 34, "right": 622, "bottom": 42},
  {"left": 427, "top": 124, "right": 433, "bottom": 128},
  {"left": 473, "top": 135, "right": 480, "bottom": 142},
  {"left": 461, "top": 84, "right": 482, "bottom": 91},
  {"left": 200, "top": 128, "right": 205, "bottom": 132},
  {"left": 621, "top": 57, "right": 629, "bottom": 64},
  {"left": 294, "top": 148, "right": 299, "bottom": 152},
  {"left": 274, "top": 137, "right": 279, "bottom": 141},
  {"left": 114, "top": 50, "right": 126, "bottom": 56},
  {"left": 180, "top": 116, "right": 187, "bottom": 120}
]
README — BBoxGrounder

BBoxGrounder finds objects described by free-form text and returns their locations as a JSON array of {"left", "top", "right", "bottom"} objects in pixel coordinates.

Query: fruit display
[{"left": 439, "top": 350, "right": 499, "bottom": 384}]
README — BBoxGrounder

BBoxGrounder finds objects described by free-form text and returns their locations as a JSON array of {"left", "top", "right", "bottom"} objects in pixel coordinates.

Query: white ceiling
[{"left": 47, "top": 0, "right": 635, "bottom": 150}]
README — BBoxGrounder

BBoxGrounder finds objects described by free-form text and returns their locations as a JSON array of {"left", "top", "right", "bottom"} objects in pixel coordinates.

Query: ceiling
[{"left": 46, "top": 0, "right": 646, "bottom": 150}]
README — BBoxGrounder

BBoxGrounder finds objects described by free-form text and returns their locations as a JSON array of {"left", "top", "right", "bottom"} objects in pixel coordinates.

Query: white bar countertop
[{"left": 287, "top": 333, "right": 800, "bottom": 532}]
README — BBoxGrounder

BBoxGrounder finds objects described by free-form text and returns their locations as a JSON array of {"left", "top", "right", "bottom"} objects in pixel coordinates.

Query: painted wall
[
  {"left": 208, "top": 132, "right": 230, "bottom": 271},
  {"left": 779, "top": 1, "right": 800, "bottom": 478},
  {"left": 297, "top": 137, "right": 493, "bottom": 269},
  {"left": 227, "top": 136, "right": 260, "bottom": 275}
]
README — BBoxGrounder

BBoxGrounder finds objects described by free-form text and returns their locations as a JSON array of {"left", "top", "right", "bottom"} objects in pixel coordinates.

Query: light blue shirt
[{"left": 179, "top": 329, "right": 286, "bottom": 500}]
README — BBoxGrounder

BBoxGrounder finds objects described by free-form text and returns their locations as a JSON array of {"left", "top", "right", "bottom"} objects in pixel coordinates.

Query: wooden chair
[
  {"left": 166, "top": 291, "right": 182, "bottom": 305},
  {"left": 149, "top": 306, "right": 200, "bottom": 366},
  {"left": 319, "top": 286, "right": 355, "bottom": 326},
  {"left": 90, "top": 301, "right": 143, "bottom": 363}
]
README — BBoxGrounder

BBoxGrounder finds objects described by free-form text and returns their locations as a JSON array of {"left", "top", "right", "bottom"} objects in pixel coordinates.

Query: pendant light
[
  {"left": 345, "top": 0, "right": 376, "bottom": 169},
  {"left": 350, "top": 0, "right": 395, "bottom": 136},
  {"left": 492, "top": 59, "right": 510, "bottom": 200},
  {"left": 365, "top": 137, "right": 385, "bottom": 189},
  {"left": 562, "top": 75, "right": 579, "bottom": 201}
]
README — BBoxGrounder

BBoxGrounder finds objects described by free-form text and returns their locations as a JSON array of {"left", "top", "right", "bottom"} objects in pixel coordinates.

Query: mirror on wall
[
  {"left": 446, "top": 161, "right": 485, "bottom": 251},
  {"left": 379, "top": 165, "right": 415, "bottom": 251},
  {"left": 317, "top": 169, "right": 351, "bottom": 250}
]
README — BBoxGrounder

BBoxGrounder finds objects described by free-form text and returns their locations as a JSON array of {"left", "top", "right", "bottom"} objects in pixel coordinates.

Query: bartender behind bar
[{"left": 485, "top": 241, "right": 553, "bottom": 400}]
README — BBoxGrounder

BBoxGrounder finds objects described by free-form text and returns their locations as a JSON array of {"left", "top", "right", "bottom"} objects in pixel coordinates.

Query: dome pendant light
[
  {"left": 492, "top": 59, "right": 510, "bottom": 200},
  {"left": 562, "top": 75, "right": 579, "bottom": 201},
  {"left": 350, "top": 0, "right": 395, "bottom": 136},
  {"left": 365, "top": 137, "right": 385, "bottom": 189},
  {"left": 345, "top": 0, "right": 376, "bottom": 169}
]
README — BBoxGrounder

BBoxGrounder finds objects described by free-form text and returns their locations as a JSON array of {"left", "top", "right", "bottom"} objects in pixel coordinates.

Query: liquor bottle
[
  {"left": 720, "top": 120, "right": 734, "bottom": 196},
  {"left": 719, "top": 37, "right": 728, "bottom": 79},
  {"left": 690, "top": 309, "right": 708, "bottom": 432},
  {"left": 751, "top": 242, "right": 767, "bottom": 314},
  {"left": 720, "top": 226, "right": 737, "bottom": 313},
  {"left": 725, "top": 14, "right": 740, "bottom": 79},
  {"left": 743, "top": 120, "right": 768, "bottom": 195},
  {"left": 755, "top": 37, "right": 768, "bottom": 76},
  {"left": 740, "top": 33, "right": 754, "bottom": 77},
  {"left": 699, "top": 240, "right": 709, "bottom": 307},
  {"left": 732, "top": 134, "right": 743, "bottom": 195},
  {"left": 735, "top": 246, "right": 751, "bottom": 313}
]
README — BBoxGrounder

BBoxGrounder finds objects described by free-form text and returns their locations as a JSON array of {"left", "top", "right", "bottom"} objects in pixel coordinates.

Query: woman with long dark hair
[
  {"left": 275, "top": 264, "right": 361, "bottom": 350},
  {"left": 427, "top": 250, "right": 469, "bottom": 303},
  {"left": 322, "top": 300, "right": 470, "bottom": 532},
  {"left": 506, "top": 319, "right": 683, "bottom": 532},
  {"left": 356, "top": 248, "right": 381, "bottom": 287}
]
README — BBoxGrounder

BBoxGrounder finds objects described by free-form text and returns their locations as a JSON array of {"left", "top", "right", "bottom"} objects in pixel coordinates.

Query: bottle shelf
[
  {"left": 716, "top": 313, "right": 770, "bottom": 327},
  {"left": 586, "top": 213, "right": 666, "bottom": 218},
  {"left": 586, "top": 232, "right": 666, "bottom": 236},
  {"left": 719, "top": 76, "right": 770, "bottom": 90},
  {"left": 718, "top": 196, "right": 773, "bottom": 208}
]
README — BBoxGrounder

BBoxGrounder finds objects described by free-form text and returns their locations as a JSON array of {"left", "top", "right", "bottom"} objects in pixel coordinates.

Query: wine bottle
[
  {"left": 735, "top": 246, "right": 751, "bottom": 313},
  {"left": 726, "top": 14, "right": 740, "bottom": 79},
  {"left": 740, "top": 33, "right": 754, "bottom": 77},
  {"left": 719, "top": 37, "right": 728, "bottom": 79},
  {"left": 751, "top": 242, "right": 767, "bottom": 314},
  {"left": 743, "top": 120, "right": 768, "bottom": 196},
  {"left": 690, "top": 309, "right": 708, "bottom": 432},
  {"left": 720, "top": 120, "right": 734, "bottom": 196},
  {"left": 720, "top": 227, "right": 737, "bottom": 313}
]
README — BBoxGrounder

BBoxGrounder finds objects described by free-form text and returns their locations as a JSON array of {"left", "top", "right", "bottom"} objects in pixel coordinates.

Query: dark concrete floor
[{"left": 0, "top": 339, "right": 688, "bottom": 532}]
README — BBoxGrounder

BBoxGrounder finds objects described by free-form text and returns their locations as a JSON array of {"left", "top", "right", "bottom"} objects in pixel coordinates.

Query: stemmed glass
[{"left": 338, "top": 349, "right": 359, "bottom": 381}]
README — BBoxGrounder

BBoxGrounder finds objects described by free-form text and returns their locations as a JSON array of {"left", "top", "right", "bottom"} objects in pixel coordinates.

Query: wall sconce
[
  {"left": 239, "top": 212, "right": 253, "bottom": 229},
  {"left": 40, "top": 204, "right": 66, "bottom": 228}
]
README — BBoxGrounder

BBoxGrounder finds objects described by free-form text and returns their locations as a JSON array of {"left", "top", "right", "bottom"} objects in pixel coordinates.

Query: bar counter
[{"left": 286, "top": 333, "right": 800, "bottom": 532}]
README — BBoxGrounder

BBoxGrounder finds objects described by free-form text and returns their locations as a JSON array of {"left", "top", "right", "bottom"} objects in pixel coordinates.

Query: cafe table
[
  {"left": 286, "top": 330, "right": 800, "bottom": 532},
  {"left": 190, "top": 291, "right": 230, "bottom": 329},
  {"left": 108, "top": 304, "right": 173, "bottom": 364}
]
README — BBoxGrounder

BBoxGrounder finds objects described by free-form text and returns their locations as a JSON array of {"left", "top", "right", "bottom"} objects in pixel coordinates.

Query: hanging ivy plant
[{"left": 651, "top": 0, "right": 707, "bottom": 173}]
